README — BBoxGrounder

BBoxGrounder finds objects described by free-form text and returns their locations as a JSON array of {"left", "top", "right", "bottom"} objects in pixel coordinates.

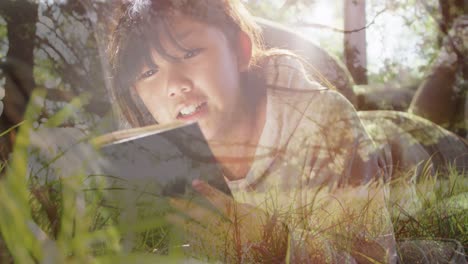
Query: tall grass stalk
[
  {"left": 390, "top": 165, "right": 467, "bottom": 253},
  {"left": 0, "top": 90, "right": 182, "bottom": 263}
]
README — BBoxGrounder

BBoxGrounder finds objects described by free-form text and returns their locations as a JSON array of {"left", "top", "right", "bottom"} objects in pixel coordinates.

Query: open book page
[
  {"left": 93, "top": 122, "right": 231, "bottom": 198},
  {"left": 92, "top": 121, "right": 189, "bottom": 147}
]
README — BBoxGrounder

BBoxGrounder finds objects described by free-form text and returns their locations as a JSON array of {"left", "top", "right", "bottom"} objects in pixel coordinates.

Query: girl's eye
[
  {"left": 184, "top": 49, "right": 202, "bottom": 60},
  {"left": 139, "top": 68, "right": 158, "bottom": 80}
]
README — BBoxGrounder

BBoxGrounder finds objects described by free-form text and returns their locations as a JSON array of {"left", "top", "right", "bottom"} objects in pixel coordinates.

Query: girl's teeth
[
  {"left": 180, "top": 103, "right": 202, "bottom": 116},
  {"left": 181, "top": 105, "right": 196, "bottom": 115}
]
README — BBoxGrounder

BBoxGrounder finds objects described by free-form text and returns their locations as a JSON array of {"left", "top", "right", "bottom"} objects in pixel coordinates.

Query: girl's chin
[
  {"left": 198, "top": 118, "right": 230, "bottom": 142},
  {"left": 198, "top": 123, "right": 223, "bottom": 142},
  {"left": 199, "top": 126, "right": 215, "bottom": 141}
]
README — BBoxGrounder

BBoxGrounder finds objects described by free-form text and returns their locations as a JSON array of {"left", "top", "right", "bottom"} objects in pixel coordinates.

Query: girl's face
[{"left": 133, "top": 15, "right": 251, "bottom": 141}]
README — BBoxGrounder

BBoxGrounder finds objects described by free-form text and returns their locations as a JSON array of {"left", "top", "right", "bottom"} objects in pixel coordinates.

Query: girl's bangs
[
  {"left": 118, "top": 16, "right": 191, "bottom": 92},
  {"left": 147, "top": 18, "right": 192, "bottom": 62}
]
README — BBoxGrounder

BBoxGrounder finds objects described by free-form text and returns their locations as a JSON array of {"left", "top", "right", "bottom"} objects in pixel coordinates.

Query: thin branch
[
  {"left": 417, "top": 0, "right": 464, "bottom": 62},
  {"left": 293, "top": 8, "right": 387, "bottom": 34},
  {"left": 37, "top": 19, "right": 92, "bottom": 78},
  {"left": 36, "top": 36, "right": 94, "bottom": 94},
  {"left": 36, "top": 36, "right": 69, "bottom": 66},
  {"left": 418, "top": 0, "right": 448, "bottom": 37}
]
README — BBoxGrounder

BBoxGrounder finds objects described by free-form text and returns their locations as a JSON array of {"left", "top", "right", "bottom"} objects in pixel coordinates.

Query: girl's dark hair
[{"left": 107, "top": 0, "right": 266, "bottom": 128}]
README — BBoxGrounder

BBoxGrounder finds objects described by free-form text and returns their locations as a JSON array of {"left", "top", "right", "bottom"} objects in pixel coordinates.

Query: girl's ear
[{"left": 237, "top": 31, "right": 252, "bottom": 72}]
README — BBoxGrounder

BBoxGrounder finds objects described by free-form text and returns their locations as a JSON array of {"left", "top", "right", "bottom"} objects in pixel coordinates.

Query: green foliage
[
  {"left": 30, "top": 2, "right": 109, "bottom": 130},
  {"left": 390, "top": 167, "right": 468, "bottom": 250},
  {"left": 0, "top": 90, "right": 183, "bottom": 263},
  {"left": 0, "top": 17, "right": 7, "bottom": 58},
  {"left": 247, "top": 0, "right": 444, "bottom": 86},
  {"left": 246, "top": 0, "right": 307, "bottom": 23},
  {"left": 0, "top": 89, "right": 48, "bottom": 263},
  {"left": 366, "top": 0, "right": 440, "bottom": 84},
  {"left": 43, "top": 93, "right": 91, "bottom": 128}
]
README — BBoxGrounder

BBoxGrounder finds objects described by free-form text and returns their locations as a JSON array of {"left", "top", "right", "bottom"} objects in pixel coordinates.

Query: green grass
[
  {"left": 0, "top": 90, "right": 466, "bottom": 263},
  {"left": 389, "top": 166, "right": 468, "bottom": 253},
  {"left": 0, "top": 90, "right": 183, "bottom": 263}
]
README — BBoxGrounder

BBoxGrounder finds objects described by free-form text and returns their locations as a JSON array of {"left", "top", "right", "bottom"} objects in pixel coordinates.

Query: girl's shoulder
[
  {"left": 259, "top": 53, "right": 326, "bottom": 92},
  {"left": 259, "top": 53, "right": 351, "bottom": 108},
  {"left": 255, "top": 53, "right": 358, "bottom": 124}
]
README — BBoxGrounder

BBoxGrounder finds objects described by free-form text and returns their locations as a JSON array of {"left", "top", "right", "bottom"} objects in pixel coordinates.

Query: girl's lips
[{"left": 176, "top": 102, "right": 208, "bottom": 122}]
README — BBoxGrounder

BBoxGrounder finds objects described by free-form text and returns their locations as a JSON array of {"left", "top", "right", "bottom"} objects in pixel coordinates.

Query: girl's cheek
[{"left": 136, "top": 84, "right": 155, "bottom": 99}]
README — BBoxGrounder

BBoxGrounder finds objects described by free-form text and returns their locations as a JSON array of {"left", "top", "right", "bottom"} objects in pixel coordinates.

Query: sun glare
[{"left": 308, "top": 1, "right": 335, "bottom": 26}]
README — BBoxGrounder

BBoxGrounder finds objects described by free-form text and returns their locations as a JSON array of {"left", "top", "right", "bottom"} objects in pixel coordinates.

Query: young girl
[
  {"left": 108, "top": 0, "right": 383, "bottom": 184},
  {"left": 107, "top": 0, "right": 466, "bottom": 262}
]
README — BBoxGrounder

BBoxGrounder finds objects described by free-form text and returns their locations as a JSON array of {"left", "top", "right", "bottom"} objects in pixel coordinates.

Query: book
[{"left": 91, "top": 121, "right": 232, "bottom": 208}]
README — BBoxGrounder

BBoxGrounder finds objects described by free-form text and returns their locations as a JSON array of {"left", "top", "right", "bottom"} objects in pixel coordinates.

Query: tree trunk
[
  {"left": 439, "top": 0, "right": 465, "bottom": 33},
  {"left": 409, "top": 1, "right": 467, "bottom": 135},
  {"left": 0, "top": 0, "right": 38, "bottom": 161},
  {"left": 344, "top": 0, "right": 368, "bottom": 85}
]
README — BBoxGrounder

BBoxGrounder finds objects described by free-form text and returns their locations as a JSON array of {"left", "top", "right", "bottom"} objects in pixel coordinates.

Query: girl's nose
[
  {"left": 167, "top": 73, "right": 193, "bottom": 98},
  {"left": 168, "top": 84, "right": 191, "bottom": 97}
]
